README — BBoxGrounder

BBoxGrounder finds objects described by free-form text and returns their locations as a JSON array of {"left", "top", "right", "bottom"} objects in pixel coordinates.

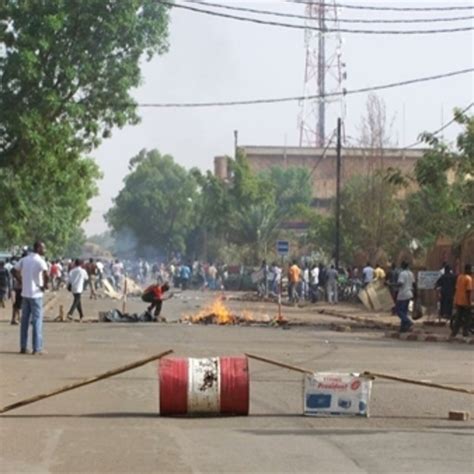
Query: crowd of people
[
  {"left": 257, "top": 260, "right": 391, "bottom": 305},
  {"left": 258, "top": 259, "right": 472, "bottom": 335},
  {"left": 0, "top": 241, "right": 471, "bottom": 355}
]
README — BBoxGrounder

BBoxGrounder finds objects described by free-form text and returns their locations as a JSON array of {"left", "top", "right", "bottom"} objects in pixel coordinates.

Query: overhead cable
[
  {"left": 405, "top": 102, "right": 474, "bottom": 148},
  {"left": 187, "top": 1, "right": 474, "bottom": 24},
  {"left": 288, "top": 1, "right": 474, "bottom": 12},
  {"left": 162, "top": 1, "right": 474, "bottom": 34},
  {"left": 308, "top": 128, "right": 338, "bottom": 178},
  {"left": 135, "top": 68, "right": 473, "bottom": 108}
]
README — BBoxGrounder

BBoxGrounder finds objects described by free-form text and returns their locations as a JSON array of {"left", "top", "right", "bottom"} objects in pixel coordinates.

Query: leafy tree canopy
[
  {"left": 405, "top": 109, "right": 474, "bottom": 248},
  {"left": 0, "top": 0, "right": 170, "bottom": 254},
  {"left": 106, "top": 149, "right": 198, "bottom": 257}
]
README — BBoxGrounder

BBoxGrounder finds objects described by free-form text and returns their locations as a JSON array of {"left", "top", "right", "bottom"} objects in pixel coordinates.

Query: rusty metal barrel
[{"left": 159, "top": 356, "right": 249, "bottom": 416}]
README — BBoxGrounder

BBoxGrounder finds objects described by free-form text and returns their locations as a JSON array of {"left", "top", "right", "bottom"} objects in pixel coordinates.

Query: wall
[{"left": 234, "top": 146, "right": 423, "bottom": 203}]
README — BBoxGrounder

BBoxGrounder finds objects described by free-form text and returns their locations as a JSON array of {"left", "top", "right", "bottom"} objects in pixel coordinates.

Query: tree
[
  {"left": 404, "top": 109, "right": 474, "bottom": 249},
  {"left": 186, "top": 169, "right": 231, "bottom": 261},
  {"left": 106, "top": 150, "right": 198, "bottom": 257},
  {"left": 356, "top": 94, "right": 399, "bottom": 257},
  {"left": 260, "top": 166, "right": 313, "bottom": 216},
  {"left": 0, "top": 148, "right": 101, "bottom": 254},
  {"left": 231, "top": 202, "right": 282, "bottom": 262},
  {"left": 224, "top": 153, "right": 313, "bottom": 261},
  {"left": 308, "top": 174, "right": 405, "bottom": 263},
  {"left": 0, "top": 0, "right": 170, "bottom": 251}
]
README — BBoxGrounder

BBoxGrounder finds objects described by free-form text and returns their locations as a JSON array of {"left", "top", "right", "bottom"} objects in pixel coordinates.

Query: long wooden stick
[
  {"left": 363, "top": 371, "right": 474, "bottom": 395},
  {"left": 245, "top": 352, "right": 314, "bottom": 375},
  {"left": 245, "top": 354, "right": 473, "bottom": 395},
  {"left": 0, "top": 349, "right": 174, "bottom": 414}
]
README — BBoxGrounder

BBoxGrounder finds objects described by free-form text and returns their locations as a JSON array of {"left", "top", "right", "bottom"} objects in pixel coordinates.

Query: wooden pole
[
  {"left": 335, "top": 117, "right": 342, "bottom": 269},
  {"left": 121, "top": 278, "right": 128, "bottom": 314},
  {"left": 245, "top": 352, "right": 313, "bottom": 375},
  {"left": 363, "top": 371, "right": 474, "bottom": 395},
  {"left": 277, "top": 255, "right": 283, "bottom": 321},
  {"left": 0, "top": 349, "right": 174, "bottom": 415}
]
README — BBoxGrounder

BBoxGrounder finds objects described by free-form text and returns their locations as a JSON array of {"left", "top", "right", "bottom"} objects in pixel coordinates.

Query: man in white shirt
[
  {"left": 14, "top": 241, "right": 48, "bottom": 354},
  {"left": 95, "top": 259, "right": 104, "bottom": 289},
  {"left": 271, "top": 263, "right": 282, "bottom": 295},
  {"left": 310, "top": 264, "right": 320, "bottom": 302},
  {"left": 67, "top": 259, "right": 89, "bottom": 321},
  {"left": 362, "top": 263, "right": 374, "bottom": 287},
  {"left": 112, "top": 259, "right": 123, "bottom": 290}
]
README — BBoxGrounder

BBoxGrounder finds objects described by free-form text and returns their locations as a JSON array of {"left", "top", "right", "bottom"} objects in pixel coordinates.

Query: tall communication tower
[{"left": 298, "top": 0, "right": 346, "bottom": 147}]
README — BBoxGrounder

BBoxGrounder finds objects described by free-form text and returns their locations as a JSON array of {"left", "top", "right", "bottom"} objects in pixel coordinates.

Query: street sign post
[
  {"left": 275, "top": 240, "right": 289, "bottom": 321},
  {"left": 276, "top": 240, "right": 289, "bottom": 256},
  {"left": 417, "top": 271, "right": 441, "bottom": 290}
]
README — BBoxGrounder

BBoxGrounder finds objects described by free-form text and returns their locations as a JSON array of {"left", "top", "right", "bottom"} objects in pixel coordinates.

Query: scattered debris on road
[{"left": 448, "top": 410, "right": 470, "bottom": 421}]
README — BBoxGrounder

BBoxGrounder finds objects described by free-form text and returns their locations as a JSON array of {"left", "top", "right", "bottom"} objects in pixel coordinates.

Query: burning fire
[
  {"left": 186, "top": 297, "right": 237, "bottom": 325},
  {"left": 181, "top": 297, "right": 287, "bottom": 326}
]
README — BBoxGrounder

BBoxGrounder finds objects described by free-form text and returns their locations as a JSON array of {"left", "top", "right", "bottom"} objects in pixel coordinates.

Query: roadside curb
[
  {"left": 318, "top": 308, "right": 399, "bottom": 330},
  {"left": 384, "top": 331, "right": 474, "bottom": 344}
]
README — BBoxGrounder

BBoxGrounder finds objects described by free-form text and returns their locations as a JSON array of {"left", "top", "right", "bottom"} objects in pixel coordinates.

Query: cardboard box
[{"left": 304, "top": 372, "right": 372, "bottom": 417}]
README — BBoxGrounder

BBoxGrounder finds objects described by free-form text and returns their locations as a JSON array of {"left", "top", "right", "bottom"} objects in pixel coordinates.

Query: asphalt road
[{"left": 0, "top": 290, "right": 473, "bottom": 473}]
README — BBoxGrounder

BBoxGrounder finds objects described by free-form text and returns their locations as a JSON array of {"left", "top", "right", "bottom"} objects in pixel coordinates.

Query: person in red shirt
[
  {"left": 142, "top": 282, "right": 170, "bottom": 321},
  {"left": 49, "top": 261, "right": 61, "bottom": 291}
]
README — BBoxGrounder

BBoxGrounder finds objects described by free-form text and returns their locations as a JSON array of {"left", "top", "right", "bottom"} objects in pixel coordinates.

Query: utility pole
[
  {"left": 335, "top": 117, "right": 342, "bottom": 269},
  {"left": 233, "top": 130, "right": 239, "bottom": 159}
]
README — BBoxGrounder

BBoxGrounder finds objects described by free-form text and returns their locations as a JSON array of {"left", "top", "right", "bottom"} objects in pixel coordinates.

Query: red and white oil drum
[{"left": 159, "top": 356, "right": 249, "bottom": 416}]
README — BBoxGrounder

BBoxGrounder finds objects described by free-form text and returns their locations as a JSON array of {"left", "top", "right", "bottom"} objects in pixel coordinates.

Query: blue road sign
[{"left": 276, "top": 240, "right": 289, "bottom": 256}]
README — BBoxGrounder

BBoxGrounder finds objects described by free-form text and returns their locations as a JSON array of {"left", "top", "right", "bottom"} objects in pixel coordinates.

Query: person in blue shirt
[{"left": 179, "top": 263, "right": 191, "bottom": 290}]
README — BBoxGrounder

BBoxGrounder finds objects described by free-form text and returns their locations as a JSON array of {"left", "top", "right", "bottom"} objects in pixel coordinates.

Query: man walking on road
[
  {"left": 14, "top": 241, "right": 48, "bottom": 355},
  {"left": 395, "top": 261, "right": 415, "bottom": 333},
  {"left": 67, "top": 259, "right": 89, "bottom": 322}
]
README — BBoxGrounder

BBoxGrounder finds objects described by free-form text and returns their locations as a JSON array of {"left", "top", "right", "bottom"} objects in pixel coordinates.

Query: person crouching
[{"left": 142, "top": 282, "right": 170, "bottom": 321}]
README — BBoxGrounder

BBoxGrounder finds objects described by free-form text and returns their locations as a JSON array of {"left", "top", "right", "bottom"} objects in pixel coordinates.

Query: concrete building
[{"left": 215, "top": 146, "right": 424, "bottom": 210}]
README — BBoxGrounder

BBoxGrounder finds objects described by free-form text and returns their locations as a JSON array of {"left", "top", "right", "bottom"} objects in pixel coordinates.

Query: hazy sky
[{"left": 84, "top": 1, "right": 474, "bottom": 236}]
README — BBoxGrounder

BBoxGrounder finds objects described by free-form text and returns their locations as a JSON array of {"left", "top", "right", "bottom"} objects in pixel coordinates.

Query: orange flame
[{"left": 186, "top": 297, "right": 238, "bottom": 325}]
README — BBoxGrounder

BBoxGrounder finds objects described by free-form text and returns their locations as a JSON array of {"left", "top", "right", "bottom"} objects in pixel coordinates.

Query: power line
[
  {"left": 288, "top": 1, "right": 474, "bottom": 12},
  {"left": 187, "top": 1, "right": 474, "bottom": 24},
  {"left": 135, "top": 68, "right": 473, "bottom": 108},
  {"left": 405, "top": 102, "right": 474, "bottom": 148},
  {"left": 162, "top": 1, "right": 474, "bottom": 34},
  {"left": 308, "top": 128, "right": 338, "bottom": 179},
  {"left": 344, "top": 102, "right": 473, "bottom": 148}
]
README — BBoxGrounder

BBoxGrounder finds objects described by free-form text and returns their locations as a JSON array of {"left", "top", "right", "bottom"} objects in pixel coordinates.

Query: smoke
[
  {"left": 113, "top": 227, "right": 138, "bottom": 257},
  {"left": 113, "top": 227, "right": 166, "bottom": 260}
]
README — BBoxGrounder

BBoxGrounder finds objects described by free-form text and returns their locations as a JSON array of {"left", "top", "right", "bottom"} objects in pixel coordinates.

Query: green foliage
[
  {"left": 0, "top": 0, "right": 170, "bottom": 254},
  {"left": 62, "top": 226, "right": 87, "bottom": 258},
  {"left": 224, "top": 153, "right": 312, "bottom": 261},
  {"left": 1, "top": 0, "right": 169, "bottom": 162},
  {"left": 308, "top": 173, "right": 405, "bottom": 262},
  {"left": 0, "top": 149, "right": 101, "bottom": 254},
  {"left": 405, "top": 110, "right": 473, "bottom": 249},
  {"left": 106, "top": 150, "right": 198, "bottom": 257},
  {"left": 226, "top": 151, "right": 272, "bottom": 208},
  {"left": 107, "top": 150, "right": 314, "bottom": 262},
  {"left": 260, "top": 166, "right": 313, "bottom": 215}
]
